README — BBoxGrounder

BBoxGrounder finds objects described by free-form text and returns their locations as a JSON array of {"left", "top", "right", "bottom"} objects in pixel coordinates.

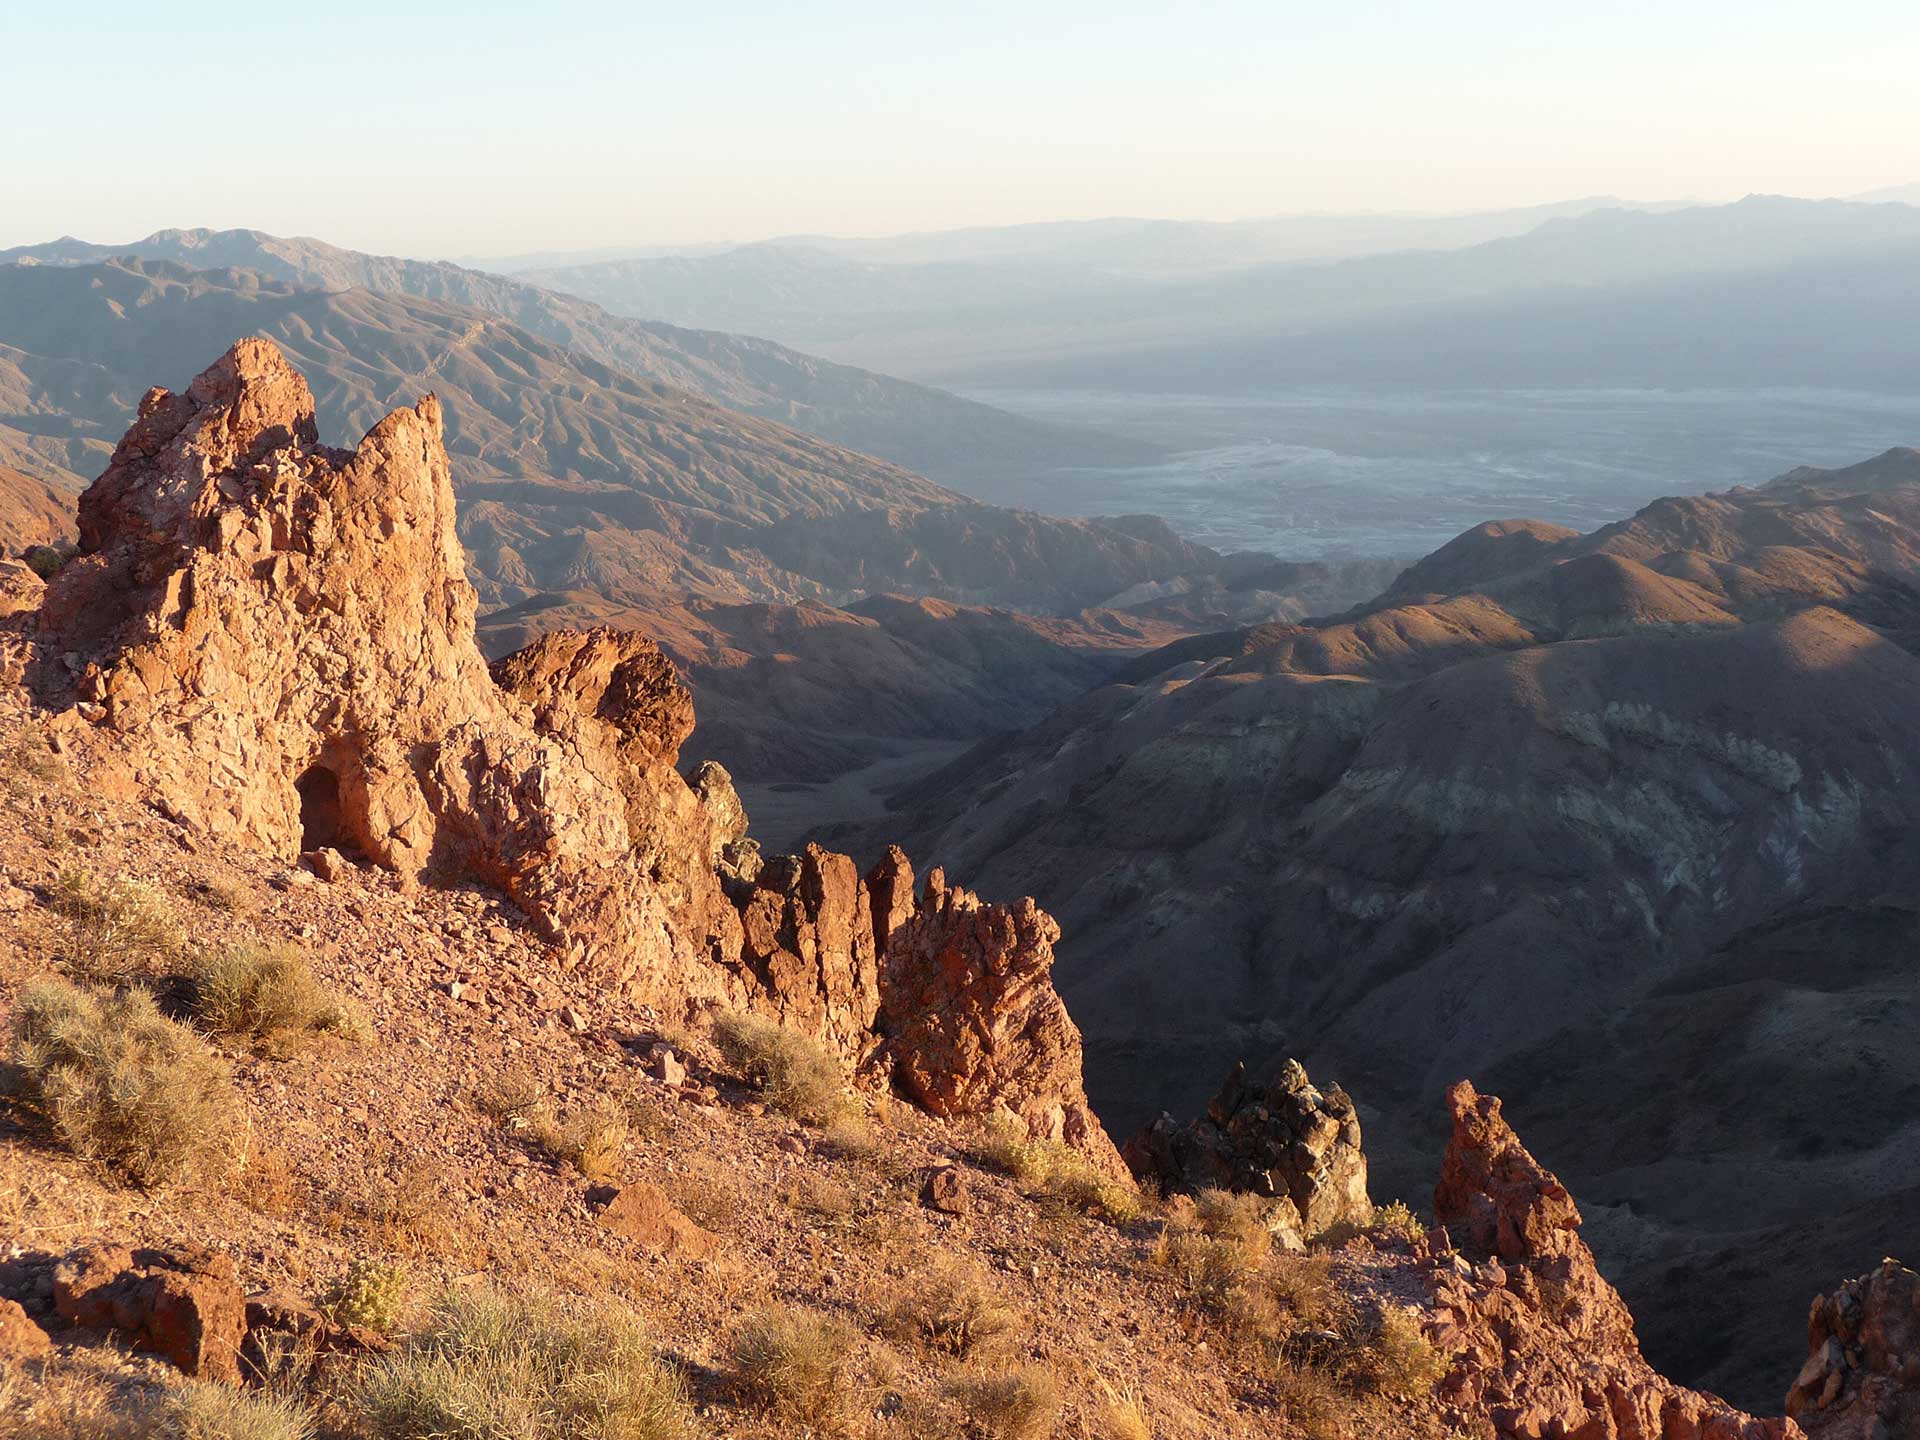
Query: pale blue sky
[{"left": 4, "top": 0, "right": 1917, "bottom": 256}]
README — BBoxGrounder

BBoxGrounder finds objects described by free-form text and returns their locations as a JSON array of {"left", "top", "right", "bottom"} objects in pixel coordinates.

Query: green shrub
[
  {"left": 349, "top": 1285, "right": 693, "bottom": 1440},
  {"left": 725, "top": 1303, "right": 857, "bottom": 1426},
  {"left": 53, "top": 866, "right": 180, "bottom": 982},
  {"left": 22, "top": 544, "right": 72, "bottom": 581},
  {"left": 191, "top": 941, "right": 368, "bottom": 1050},
  {"left": 712, "top": 1012, "right": 847, "bottom": 1125},
  {"left": 7, "top": 977, "right": 239, "bottom": 1187},
  {"left": 1343, "top": 1306, "right": 1447, "bottom": 1400},
  {"left": 319, "top": 1257, "right": 410, "bottom": 1335},
  {"left": 1369, "top": 1198, "right": 1425, "bottom": 1243},
  {"left": 941, "top": 1367, "right": 1058, "bottom": 1440}
]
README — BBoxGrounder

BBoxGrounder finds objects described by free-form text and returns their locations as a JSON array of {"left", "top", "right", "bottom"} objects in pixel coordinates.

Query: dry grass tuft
[
  {"left": 884, "top": 1257, "right": 1019, "bottom": 1358},
  {"left": 531, "top": 1109, "right": 630, "bottom": 1184},
  {"left": 713, "top": 1012, "right": 849, "bottom": 1126},
  {"left": 1090, "top": 1388, "right": 1153, "bottom": 1440},
  {"left": 348, "top": 1285, "right": 694, "bottom": 1440},
  {"left": 941, "top": 1367, "right": 1059, "bottom": 1440},
  {"left": 53, "top": 866, "right": 180, "bottom": 983},
  {"left": 161, "top": 1379, "right": 317, "bottom": 1439},
  {"left": 725, "top": 1303, "right": 858, "bottom": 1428},
  {"left": 7, "top": 977, "right": 240, "bottom": 1188},
  {"left": 190, "top": 941, "right": 369, "bottom": 1051},
  {"left": 0, "top": 1349, "right": 163, "bottom": 1440},
  {"left": 974, "top": 1113, "right": 1143, "bottom": 1226},
  {"left": 1341, "top": 1306, "right": 1448, "bottom": 1400}
]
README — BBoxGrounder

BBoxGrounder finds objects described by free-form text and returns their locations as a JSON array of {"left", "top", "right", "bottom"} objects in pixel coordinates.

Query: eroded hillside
[{"left": 867, "top": 450, "right": 1920, "bottom": 1407}]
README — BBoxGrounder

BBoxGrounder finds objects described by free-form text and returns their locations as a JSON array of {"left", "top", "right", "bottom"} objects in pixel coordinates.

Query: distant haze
[{"left": 5, "top": 1, "right": 1918, "bottom": 256}]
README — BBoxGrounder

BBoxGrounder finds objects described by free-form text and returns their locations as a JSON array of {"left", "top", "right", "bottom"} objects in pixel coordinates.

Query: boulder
[
  {"left": 0, "top": 1296, "right": 52, "bottom": 1362},
  {"left": 1788, "top": 1258, "right": 1920, "bottom": 1438},
  {"left": 52, "top": 1243, "right": 246, "bottom": 1381},
  {"left": 589, "top": 1182, "right": 720, "bottom": 1259},
  {"left": 1122, "top": 1057, "right": 1370, "bottom": 1238}
]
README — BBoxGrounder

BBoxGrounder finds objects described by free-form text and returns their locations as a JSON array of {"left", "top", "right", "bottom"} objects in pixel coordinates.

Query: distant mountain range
[
  {"left": 513, "top": 195, "right": 1920, "bottom": 387},
  {"left": 0, "top": 256, "right": 1242, "bottom": 620},
  {"left": 0, "top": 227, "right": 1158, "bottom": 490}
]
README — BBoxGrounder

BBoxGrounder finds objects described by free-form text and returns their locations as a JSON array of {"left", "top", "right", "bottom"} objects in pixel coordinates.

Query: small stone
[{"left": 919, "top": 1164, "right": 967, "bottom": 1215}]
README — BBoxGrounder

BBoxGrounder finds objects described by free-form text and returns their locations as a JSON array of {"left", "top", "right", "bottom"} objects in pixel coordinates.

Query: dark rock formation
[
  {"left": 1788, "top": 1258, "right": 1920, "bottom": 1439},
  {"left": 1123, "top": 1058, "right": 1370, "bottom": 1237}
]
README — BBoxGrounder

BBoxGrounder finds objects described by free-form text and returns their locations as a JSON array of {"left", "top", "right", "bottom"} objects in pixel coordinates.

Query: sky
[{"left": 4, "top": 0, "right": 1918, "bottom": 259}]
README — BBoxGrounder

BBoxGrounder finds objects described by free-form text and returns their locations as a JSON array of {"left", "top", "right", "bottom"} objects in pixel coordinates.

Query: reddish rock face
[
  {"left": 17, "top": 339, "right": 1124, "bottom": 1176},
  {"left": 1788, "top": 1258, "right": 1920, "bottom": 1439},
  {"left": 1423, "top": 1081, "right": 1799, "bottom": 1440},
  {"left": 0, "top": 1296, "right": 52, "bottom": 1362},
  {"left": 52, "top": 1243, "right": 247, "bottom": 1382}
]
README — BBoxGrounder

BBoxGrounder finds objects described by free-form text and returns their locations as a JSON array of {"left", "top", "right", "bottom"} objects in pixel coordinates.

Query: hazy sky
[{"left": 5, "top": 0, "right": 1917, "bottom": 258}]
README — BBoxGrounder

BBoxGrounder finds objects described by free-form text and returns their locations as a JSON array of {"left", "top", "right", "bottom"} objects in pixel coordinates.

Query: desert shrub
[
  {"left": 349, "top": 1285, "right": 693, "bottom": 1440},
  {"left": 319, "top": 1157, "right": 464, "bottom": 1258},
  {"left": 1342, "top": 1306, "right": 1447, "bottom": 1400},
  {"left": 0, "top": 1349, "right": 166, "bottom": 1439},
  {"left": 7, "top": 978, "right": 239, "bottom": 1187},
  {"left": 941, "top": 1367, "right": 1058, "bottom": 1440},
  {"left": 319, "top": 1257, "right": 410, "bottom": 1335},
  {"left": 53, "top": 866, "right": 180, "bottom": 982},
  {"left": 530, "top": 1108, "right": 629, "bottom": 1183},
  {"left": 1091, "top": 1388, "right": 1152, "bottom": 1440},
  {"left": 782, "top": 1170, "right": 857, "bottom": 1222},
  {"left": 1270, "top": 1359, "right": 1347, "bottom": 1440},
  {"left": 1157, "top": 1188, "right": 1278, "bottom": 1307},
  {"left": 974, "top": 1113, "right": 1143, "bottom": 1226},
  {"left": 884, "top": 1258, "right": 1018, "bottom": 1358},
  {"left": 725, "top": 1303, "right": 857, "bottom": 1426},
  {"left": 712, "top": 1012, "right": 847, "bottom": 1125},
  {"left": 160, "top": 1381, "right": 316, "bottom": 1440},
  {"left": 22, "top": 544, "right": 73, "bottom": 581},
  {"left": 1266, "top": 1252, "right": 1340, "bottom": 1333},
  {"left": 1369, "top": 1199, "right": 1424, "bottom": 1243},
  {"left": 190, "top": 941, "right": 368, "bottom": 1050},
  {"left": 472, "top": 1067, "right": 545, "bottom": 1126}
]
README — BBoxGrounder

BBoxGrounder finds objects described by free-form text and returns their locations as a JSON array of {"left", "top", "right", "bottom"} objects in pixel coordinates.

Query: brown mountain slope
[
  {"left": 0, "top": 226, "right": 1162, "bottom": 488},
  {"left": 0, "top": 466, "right": 74, "bottom": 552},
  {"left": 864, "top": 463, "right": 1920, "bottom": 1410},
  {"left": 0, "top": 258, "right": 1225, "bottom": 615}
]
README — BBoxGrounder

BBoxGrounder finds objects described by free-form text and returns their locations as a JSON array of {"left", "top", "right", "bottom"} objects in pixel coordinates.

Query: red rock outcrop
[
  {"left": 1788, "top": 1258, "right": 1920, "bottom": 1439},
  {"left": 871, "top": 852, "right": 1120, "bottom": 1173},
  {"left": 1422, "top": 1081, "right": 1798, "bottom": 1440},
  {"left": 1122, "top": 1057, "right": 1370, "bottom": 1238},
  {"left": 52, "top": 1243, "right": 246, "bottom": 1381},
  {"left": 14, "top": 339, "right": 1120, "bottom": 1173}
]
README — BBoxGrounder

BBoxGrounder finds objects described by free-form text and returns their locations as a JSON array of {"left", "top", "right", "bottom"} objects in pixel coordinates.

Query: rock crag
[
  {"left": 1122, "top": 1058, "right": 1371, "bottom": 1237},
  {"left": 19, "top": 339, "right": 1121, "bottom": 1173},
  {"left": 1422, "top": 1080, "right": 1798, "bottom": 1440},
  {"left": 1788, "top": 1259, "right": 1920, "bottom": 1439}
]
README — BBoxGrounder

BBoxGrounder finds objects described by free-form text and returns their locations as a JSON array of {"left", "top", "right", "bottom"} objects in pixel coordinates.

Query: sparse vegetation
[
  {"left": 53, "top": 865, "right": 180, "bottom": 983},
  {"left": 472, "top": 1066, "right": 546, "bottom": 1126},
  {"left": 725, "top": 1303, "right": 857, "bottom": 1428},
  {"left": 1342, "top": 1307, "right": 1448, "bottom": 1400},
  {"left": 190, "top": 940, "right": 369, "bottom": 1051},
  {"left": 974, "top": 1112, "right": 1144, "bottom": 1226},
  {"left": 161, "top": 1379, "right": 317, "bottom": 1440},
  {"left": 349, "top": 1285, "right": 694, "bottom": 1440},
  {"left": 885, "top": 1257, "right": 1019, "bottom": 1358},
  {"left": 941, "top": 1367, "right": 1059, "bottom": 1440},
  {"left": 6, "top": 977, "right": 240, "bottom": 1187},
  {"left": 712, "top": 1011, "right": 848, "bottom": 1126},
  {"left": 1369, "top": 1199, "right": 1425, "bottom": 1244},
  {"left": 1091, "top": 1388, "right": 1152, "bottom": 1440},
  {"left": 22, "top": 543, "right": 73, "bottom": 581},
  {"left": 530, "top": 1107, "right": 630, "bottom": 1183},
  {"left": 319, "top": 1256, "right": 410, "bottom": 1335}
]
